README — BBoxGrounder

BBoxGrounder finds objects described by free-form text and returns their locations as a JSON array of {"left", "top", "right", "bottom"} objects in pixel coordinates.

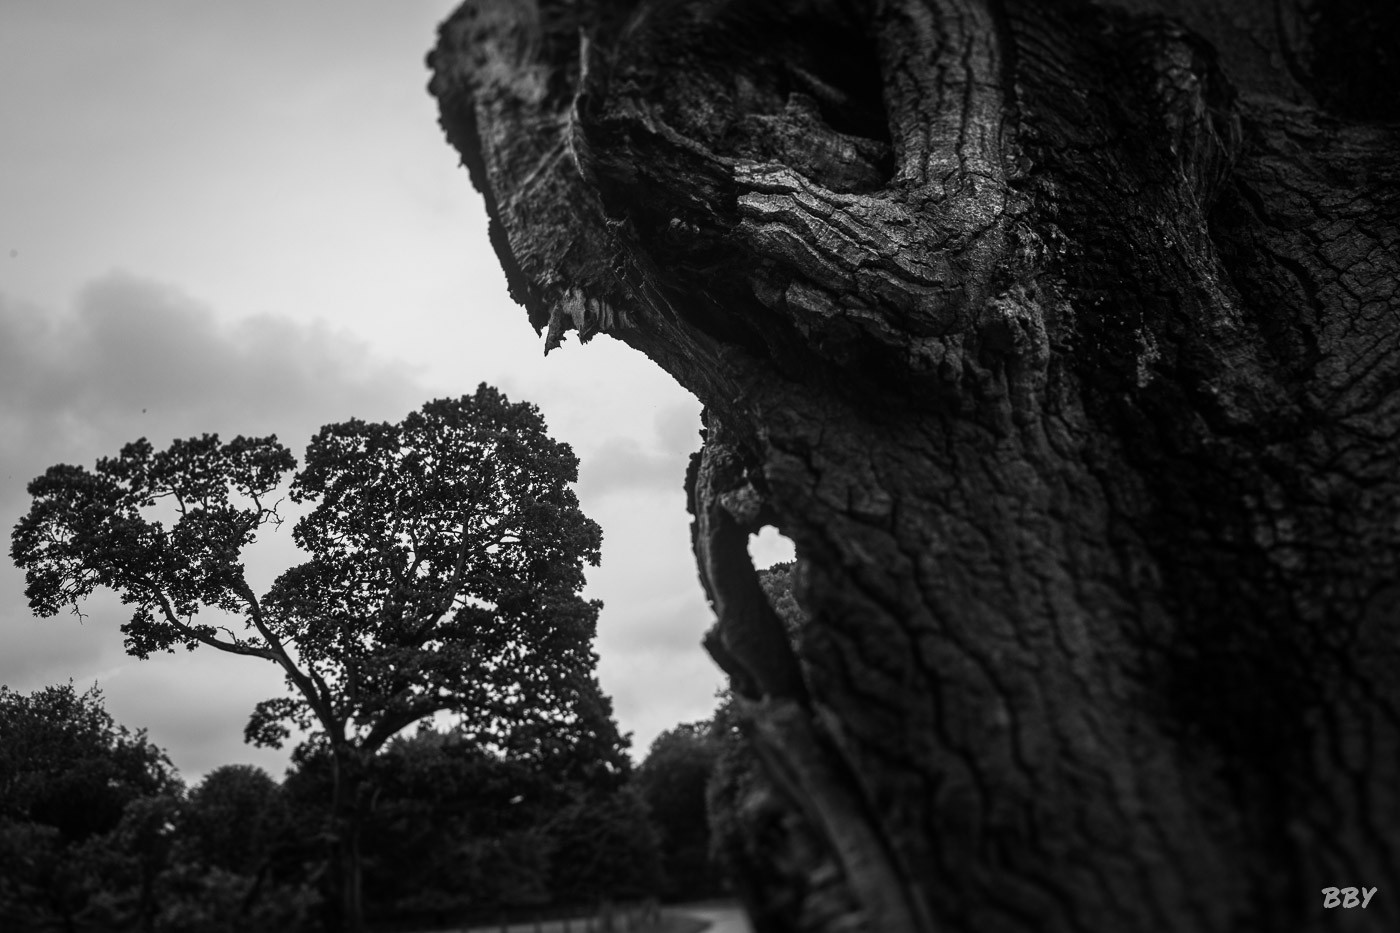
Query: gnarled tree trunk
[{"left": 428, "top": 1, "right": 1399, "bottom": 930}]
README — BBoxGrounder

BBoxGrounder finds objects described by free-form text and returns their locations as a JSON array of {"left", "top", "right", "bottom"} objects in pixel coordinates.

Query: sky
[{"left": 0, "top": 0, "right": 791, "bottom": 784}]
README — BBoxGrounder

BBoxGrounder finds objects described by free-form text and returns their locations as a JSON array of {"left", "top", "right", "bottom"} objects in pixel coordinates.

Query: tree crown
[
  {"left": 0, "top": 682, "right": 178, "bottom": 842},
  {"left": 11, "top": 385, "right": 618, "bottom": 761}
]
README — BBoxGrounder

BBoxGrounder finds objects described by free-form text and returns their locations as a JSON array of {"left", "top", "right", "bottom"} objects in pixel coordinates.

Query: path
[
  {"left": 413, "top": 900, "right": 752, "bottom": 933},
  {"left": 669, "top": 903, "right": 753, "bottom": 933}
]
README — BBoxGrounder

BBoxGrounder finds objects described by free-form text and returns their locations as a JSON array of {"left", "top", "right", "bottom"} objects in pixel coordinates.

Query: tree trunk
[
  {"left": 429, "top": 1, "right": 1400, "bottom": 930},
  {"left": 329, "top": 747, "right": 366, "bottom": 933}
]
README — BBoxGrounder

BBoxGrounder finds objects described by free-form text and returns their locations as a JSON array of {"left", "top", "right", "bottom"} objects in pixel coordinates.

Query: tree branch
[
  {"left": 142, "top": 583, "right": 272, "bottom": 660},
  {"left": 229, "top": 575, "right": 339, "bottom": 735},
  {"left": 361, "top": 699, "right": 451, "bottom": 755}
]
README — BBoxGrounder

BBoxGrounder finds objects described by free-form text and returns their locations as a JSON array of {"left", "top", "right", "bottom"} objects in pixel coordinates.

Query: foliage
[
  {"left": 285, "top": 727, "right": 658, "bottom": 924},
  {"left": 635, "top": 722, "right": 724, "bottom": 901},
  {"left": 184, "top": 765, "right": 279, "bottom": 872},
  {"left": 0, "top": 684, "right": 326, "bottom": 931},
  {"left": 756, "top": 561, "right": 803, "bottom": 642},
  {"left": 74, "top": 793, "right": 185, "bottom": 932},
  {"left": 181, "top": 764, "right": 287, "bottom": 875},
  {"left": 631, "top": 560, "right": 800, "bottom": 903},
  {"left": 548, "top": 784, "right": 665, "bottom": 904},
  {"left": 291, "top": 731, "right": 547, "bottom": 916},
  {"left": 153, "top": 863, "right": 320, "bottom": 933},
  {"left": 0, "top": 682, "right": 179, "bottom": 840},
  {"left": 159, "top": 765, "right": 321, "bottom": 933},
  {"left": 627, "top": 562, "right": 806, "bottom": 903},
  {"left": 704, "top": 714, "right": 799, "bottom": 932},
  {"left": 11, "top": 385, "right": 628, "bottom": 932},
  {"left": 261, "top": 389, "right": 609, "bottom": 754},
  {"left": 11, "top": 386, "right": 611, "bottom": 758},
  {"left": 0, "top": 682, "right": 181, "bottom": 931}
]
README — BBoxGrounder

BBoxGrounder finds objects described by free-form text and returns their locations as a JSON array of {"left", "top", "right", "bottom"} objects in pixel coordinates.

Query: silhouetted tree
[
  {"left": 548, "top": 784, "right": 665, "bottom": 904},
  {"left": 12, "top": 386, "right": 626, "bottom": 933},
  {"left": 182, "top": 765, "right": 285, "bottom": 876},
  {"left": 635, "top": 723, "right": 723, "bottom": 900},
  {"left": 0, "top": 682, "right": 179, "bottom": 930},
  {"left": 344, "top": 731, "right": 554, "bottom": 919},
  {"left": 288, "top": 726, "right": 653, "bottom": 925}
]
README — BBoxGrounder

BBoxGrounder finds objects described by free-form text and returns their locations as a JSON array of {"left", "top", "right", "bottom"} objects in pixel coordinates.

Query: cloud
[
  {"left": 749, "top": 525, "right": 798, "bottom": 569},
  {"left": 582, "top": 483, "right": 724, "bottom": 759},
  {"left": 1, "top": 274, "right": 425, "bottom": 467},
  {"left": 595, "top": 588, "right": 728, "bottom": 757},
  {"left": 578, "top": 436, "right": 683, "bottom": 499},
  {"left": 654, "top": 399, "right": 702, "bottom": 453},
  {"left": 100, "top": 651, "right": 298, "bottom": 780},
  {"left": 0, "top": 271, "right": 725, "bottom": 774},
  {"left": 575, "top": 399, "right": 700, "bottom": 500},
  {"left": 0, "top": 273, "right": 429, "bottom": 779}
]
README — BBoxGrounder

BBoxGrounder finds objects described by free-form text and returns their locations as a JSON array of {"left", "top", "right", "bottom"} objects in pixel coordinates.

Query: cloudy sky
[{"left": 0, "top": 0, "right": 790, "bottom": 783}]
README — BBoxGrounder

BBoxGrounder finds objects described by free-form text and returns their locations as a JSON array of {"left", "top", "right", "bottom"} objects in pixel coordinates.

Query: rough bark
[{"left": 428, "top": 1, "right": 1400, "bottom": 930}]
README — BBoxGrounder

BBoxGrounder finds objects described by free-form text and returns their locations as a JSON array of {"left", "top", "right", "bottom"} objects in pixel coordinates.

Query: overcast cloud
[
  {"left": 0, "top": 0, "right": 774, "bottom": 784},
  {"left": 0, "top": 275, "right": 430, "bottom": 778},
  {"left": 0, "top": 273, "right": 737, "bottom": 779}
]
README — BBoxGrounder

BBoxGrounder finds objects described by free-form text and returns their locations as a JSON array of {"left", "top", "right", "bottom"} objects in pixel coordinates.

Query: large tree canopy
[
  {"left": 13, "top": 387, "right": 611, "bottom": 760},
  {"left": 11, "top": 385, "right": 628, "bottom": 933},
  {"left": 429, "top": 2, "right": 1399, "bottom": 931}
]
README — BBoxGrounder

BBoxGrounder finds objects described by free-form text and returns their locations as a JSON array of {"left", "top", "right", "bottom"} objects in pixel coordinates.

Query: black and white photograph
[{"left": 2, "top": 1, "right": 1396, "bottom": 931}]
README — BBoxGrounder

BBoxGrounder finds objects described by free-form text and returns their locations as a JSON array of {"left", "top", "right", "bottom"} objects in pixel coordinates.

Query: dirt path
[{"left": 668, "top": 903, "right": 753, "bottom": 933}]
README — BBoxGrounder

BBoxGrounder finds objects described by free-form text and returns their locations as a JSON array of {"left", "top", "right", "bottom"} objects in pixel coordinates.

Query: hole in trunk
[{"left": 748, "top": 525, "right": 797, "bottom": 569}]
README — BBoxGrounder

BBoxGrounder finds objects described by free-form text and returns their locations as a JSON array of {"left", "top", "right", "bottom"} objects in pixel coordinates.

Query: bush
[{"left": 155, "top": 864, "right": 319, "bottom": 933}]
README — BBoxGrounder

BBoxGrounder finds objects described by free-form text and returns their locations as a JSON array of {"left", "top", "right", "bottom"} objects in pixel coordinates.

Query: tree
[
  {"left": 285, "top": 727, "right": 657, "bottom": 925},
  {"left": 0, "top": 682, "right": 178, "bottom": 842},
  {"left": 182, "top": 765, "right": 285, "bottom": 877},
  {"left": 428, "top": 2, "right": 1400, "bottom": 930},
  {"left": 161, "top": 765, "right": 318, "bottom": 933},
  {"left": 0, "top": 682, "right": 180, "bottom": 930},
  {"left": 547, "top": 783, "right": 666, "bottom": 905},
  {"left": 324, "top": 729, "right": 555, "bottom": 920},
  {"left": 635, "top": 723, "right": 724, "bottom": 900},
  {"left": 11, "top": 386, "right": 628, "bottom": 933}
]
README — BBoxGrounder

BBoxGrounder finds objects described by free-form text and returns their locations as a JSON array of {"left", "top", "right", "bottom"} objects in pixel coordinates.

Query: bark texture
[{"left": 428, "top": 2, "right": 1400, "bottom": 930}]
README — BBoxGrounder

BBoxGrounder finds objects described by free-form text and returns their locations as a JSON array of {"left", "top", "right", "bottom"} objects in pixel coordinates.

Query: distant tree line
[{"left": 0, "top": 681, "right": 681, "bottom": 932}]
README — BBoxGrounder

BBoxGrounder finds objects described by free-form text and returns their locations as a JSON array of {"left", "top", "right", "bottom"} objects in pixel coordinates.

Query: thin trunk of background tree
[
  {"left": 328, "top": 750, "right": 366, "bottom": 933},
  {"left": 429, "top": 1, "right": 1399, "bottom": 930}
]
